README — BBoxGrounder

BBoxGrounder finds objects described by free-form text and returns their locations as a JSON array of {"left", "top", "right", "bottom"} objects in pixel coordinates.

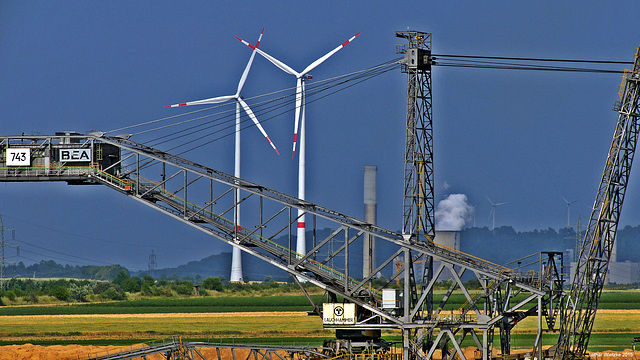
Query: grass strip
[{"left": 0, "top": 295, "right": 324, "bottom": 316}]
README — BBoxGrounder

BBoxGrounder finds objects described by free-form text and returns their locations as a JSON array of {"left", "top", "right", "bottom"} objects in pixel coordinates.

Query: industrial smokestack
[{"left": 363, "top": 166, "right": 377, "bottom": 279}]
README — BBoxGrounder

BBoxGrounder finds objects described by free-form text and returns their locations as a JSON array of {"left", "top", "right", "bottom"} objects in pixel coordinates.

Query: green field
[
  {"left": 1, "top": 291, "right": 640, "bottom": 352},
  {"left": 2, "top": 290, "right": 638, "bottom": 316},
  {"left": 0, "top": 295, "right": 324, "bottom": 316}
]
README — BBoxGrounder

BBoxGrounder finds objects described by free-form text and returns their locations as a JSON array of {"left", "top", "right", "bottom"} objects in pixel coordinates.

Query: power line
[
  {"left": 432, "top": 53, "right": 633, "bottom": 65},
  {"left": 118, "top": 59, "right": 399, "bottom": 160},
  {"left": 116, "top": 53, "right": 625, "bottom": 151},
  {"left": 166, "top": 61, "right": 399, "bottom": 156},
  {"left": 434, "top": 61, "right": 624, "bottom": 74},
  {"left": 110, "top": 53, "right": 626, "bottom": 169},
  {"left": 12, "top": 238, "right": 117, "bottom": 266},
  {"left": 0, "top": 213, "right": 183, "bottom": 250},
  {"left": 432, "top": 53, "right": 628, "bottom": 73},
  {"left": 12, "top": 247, "right": 147, "bottom": 271}
]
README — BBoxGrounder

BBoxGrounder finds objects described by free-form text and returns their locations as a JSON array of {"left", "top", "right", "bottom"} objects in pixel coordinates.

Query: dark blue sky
[{"left": 1, "top": 1, "right": 639, "bottom": 271}]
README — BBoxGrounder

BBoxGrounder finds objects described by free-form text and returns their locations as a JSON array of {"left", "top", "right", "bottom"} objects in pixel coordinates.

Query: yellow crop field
[
  {"left": 2, "top": 309, "right": 639, "bottom": 341},
  {"left": 511, "top": 309, "right": 640, "bottom": 333},
  {"left": 2, "top": 308, "right": 640, "bottom": 359},
  {"left": 0, "top": 311, "right": 331, "bottom": 340}
]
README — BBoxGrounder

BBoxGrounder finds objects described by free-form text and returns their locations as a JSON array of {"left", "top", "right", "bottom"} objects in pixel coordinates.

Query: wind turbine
[
  {"left": 165, "top": 29, "right": 279, "bottom": 155},
  {"left": 237, "top": 32, "right": 360, "bottom": 257},
  {"left": 561, "top": 196, "right": 579, "bottom": 229},
  {"left": 166, "top": 29, "right": 279, "bottom": 282},
  {"left": 473, "top": 201, "right": 479, "bottom": 228},
  {"left": 486, "top": 196, "right": 507, "bottom": 231}
]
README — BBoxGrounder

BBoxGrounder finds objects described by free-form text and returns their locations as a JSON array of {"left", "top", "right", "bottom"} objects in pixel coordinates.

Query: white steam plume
[{"left": 435, "top": 194, "right": 474, "bottom": 231}]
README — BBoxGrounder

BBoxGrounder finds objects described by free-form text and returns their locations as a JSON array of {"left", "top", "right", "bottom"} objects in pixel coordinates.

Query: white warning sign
[
  {"left": 323, "top": 303, "right": 356, "bottom": 325},
  {"left": 6, "top": 148, "right": 31, "bottom": 166}
]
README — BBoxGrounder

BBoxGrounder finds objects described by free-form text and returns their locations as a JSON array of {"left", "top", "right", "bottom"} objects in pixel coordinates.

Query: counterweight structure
[{"left": 555, "top": 46, "right": 640, "bottom": 360}]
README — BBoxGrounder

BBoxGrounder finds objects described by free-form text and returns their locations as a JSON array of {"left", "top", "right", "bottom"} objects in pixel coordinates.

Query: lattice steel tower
[
  {"left": 555, "top": 45, "right": 640, "bottom": 359},
  {"left": 396, "top": 31, "right": 435, "bottom": 243},
  {"left": 396, "top": 30, "right": 436, "bottom": 360},
  {"left": 0, "top": 214, "right": 18, "bottom": 290}
]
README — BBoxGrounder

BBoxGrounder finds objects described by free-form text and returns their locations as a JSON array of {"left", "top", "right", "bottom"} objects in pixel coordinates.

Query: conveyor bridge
[{"left": 0, "top": 133, "right": 562, "bottom": 359}]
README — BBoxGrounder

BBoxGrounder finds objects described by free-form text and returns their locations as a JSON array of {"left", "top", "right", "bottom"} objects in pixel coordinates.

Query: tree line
[{"left": 0, "top": 269, "right": 301, "bottom": 306}]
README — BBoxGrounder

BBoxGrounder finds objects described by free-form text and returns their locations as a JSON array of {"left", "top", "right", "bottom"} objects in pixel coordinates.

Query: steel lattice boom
[
  {"left": 0, "top": 132, "right": 552, "bottom": 358},
  {"left": 555, "top": 46, "right": 640, "bottom": 360}
]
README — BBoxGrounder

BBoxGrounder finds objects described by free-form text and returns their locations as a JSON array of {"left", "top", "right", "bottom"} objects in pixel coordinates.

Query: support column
[
  {"left": 363, "top": 165, "right": 377, "bottom": 279},
  {"left": 537, "top": 296, "right": 543, "bottom": 360},
  {"left": 483, "top": 330, "right": 488, "bottom": 360}
]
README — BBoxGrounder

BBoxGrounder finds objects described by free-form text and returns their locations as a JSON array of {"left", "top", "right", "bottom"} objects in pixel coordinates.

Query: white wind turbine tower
[
  {"left": 237, "top": 32, "right": 360, "bottom": 257},
  {"left": 486, "top": 195, "right": 507, "bottom": 231},
  {"left": 472, "top": 201, "right": 479, "bottom": 228},
  {"left": 561, "top": 195, "right": 579, "bottom": 229},
  {"left": 166, "top": 29, "right": 279, "bottom": 282}
]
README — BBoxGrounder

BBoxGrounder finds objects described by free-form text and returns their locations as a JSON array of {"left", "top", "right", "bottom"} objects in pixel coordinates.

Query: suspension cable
[{"left": 112, "top": 52, "right": 627, "bottom": 161}]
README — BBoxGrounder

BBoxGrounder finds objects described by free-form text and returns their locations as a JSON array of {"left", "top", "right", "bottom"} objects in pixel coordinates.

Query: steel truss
[
  {"left": 84, "top": 337, "right": 328, "bottom": 360},
  {"left": 391, "top": 31, "right": 568, "bottom": 360},
  {"left": 0, "top": 133, "right": 561, "bottom": 359},
  {"left": 396, "top": 30, "right": 435, "bottom": 242},
  {"left": 396, "top": 30, "right": 436, "bottom": 360},
  {"left": 555, "top": 46, "right": 640, "bottom": 360}
]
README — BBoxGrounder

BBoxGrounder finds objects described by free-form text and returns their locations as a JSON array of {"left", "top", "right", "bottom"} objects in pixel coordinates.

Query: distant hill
[
  {"left": 459, "top": 226, "right": 577, "bottom": 264},
  {"left": 7, "top": 225, "right": 640, "bottom": 281},
  {"left": 133, "top": 251, "right": 291, "bottom": 282},
  {"left": 133, "top": 226, "right": 579, "bottom": 282},
  {"left": 460, "top": 224, "right": 640, "bottom": 264}
]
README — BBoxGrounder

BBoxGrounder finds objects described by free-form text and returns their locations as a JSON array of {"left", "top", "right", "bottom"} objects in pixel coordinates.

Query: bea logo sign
[{"left": 59, "top": 149, "right": 91, "bottom": 162}]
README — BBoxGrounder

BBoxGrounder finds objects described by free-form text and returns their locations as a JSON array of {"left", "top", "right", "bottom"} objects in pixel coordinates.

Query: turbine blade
[
  {"left": 485, "top": 195, "right": 494, "bottom": 205},
  {"left": 237, "top": 29, "right": 264, "bottom": 95},
  {"left": 238, "top": 98, "right": 280, "bottom": 155},
  {"left": 165, "top": 95, "right": 236, "bottom": 108},
  {"left": 301, "top": 32, "right": 361, "bottom": 76},
  {"left": 236, "top": 36, "right": 299, "bottom": 76},
  {"left": 237, "top": 51, "right": 257, "bottom": 95},
  {"left": 292, "top": 77, "right": 303, "bottom": 158}
]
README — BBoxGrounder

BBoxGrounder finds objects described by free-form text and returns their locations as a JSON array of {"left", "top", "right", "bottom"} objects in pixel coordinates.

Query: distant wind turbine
[
  {"left": 237, "top": 32, "right": 360, "bottom": 258},
  {"left": 166, "top": 29, "right": 279, "bottom": 282},
  {"left": 561, "top": 196, "right": 579, "bottom": 229},
  {"left": 473, "top": 201, "right": 479, "bottom": 228},
  {"left": 486, "top": 195, "right": 507, "bottom": 231}
]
